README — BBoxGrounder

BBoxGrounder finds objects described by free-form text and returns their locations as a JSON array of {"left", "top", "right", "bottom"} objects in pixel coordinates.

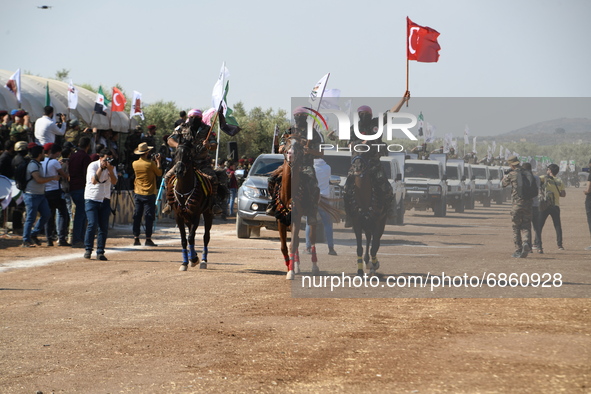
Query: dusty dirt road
[{"left": 1, "top": 187, "right": 590, "bottom": 393}]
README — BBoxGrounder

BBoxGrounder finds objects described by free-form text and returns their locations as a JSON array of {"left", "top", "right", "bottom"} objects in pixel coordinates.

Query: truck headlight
[
  {"left": 243, "top": 186, "right": 262, "bottom": 199},
  {"left": 428, "top": 186, "right": 441, "bottom": 194}
]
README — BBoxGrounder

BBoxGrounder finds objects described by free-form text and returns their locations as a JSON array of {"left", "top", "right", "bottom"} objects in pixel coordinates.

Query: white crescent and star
[
  {"left": 408, "top": 26, "right": 420, "bottom": 54},
  {"left": 113, "top": 93, "right": 122, "bottom": 106}
]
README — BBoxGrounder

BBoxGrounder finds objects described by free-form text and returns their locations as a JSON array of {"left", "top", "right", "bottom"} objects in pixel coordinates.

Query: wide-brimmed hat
[
  {"left": 134, "top": 142, "right": 153, "bottom": 155},
  {"left": 507, "top": 155, "right": 520, "bottom": 165}
]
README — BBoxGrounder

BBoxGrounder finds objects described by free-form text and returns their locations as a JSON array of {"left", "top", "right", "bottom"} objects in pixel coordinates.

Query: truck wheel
[
  {"left": 433, "top": 198, "right": 446, "bottom": 217},
  {"left": 236, "top": 215, "right": 251, "bottom": 238}
]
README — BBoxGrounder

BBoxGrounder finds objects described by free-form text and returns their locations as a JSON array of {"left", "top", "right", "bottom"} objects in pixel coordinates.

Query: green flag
[
  {"left": 45, "top": 82, "right": 51, "bottom": 106},
  {"left": 222, "top": 81, "right": 239, "bottom": 127}
]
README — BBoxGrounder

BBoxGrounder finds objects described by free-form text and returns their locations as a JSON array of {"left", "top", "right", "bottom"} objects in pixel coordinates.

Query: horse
[
  {"left": 166, "top": 142, "right": 214, "bottom": 271},
  {"left": 270, "top": 135, "right": 320, "bottom": 280},
  {"left": 346, "top": 154, "right": 388, "bottom": 276}
]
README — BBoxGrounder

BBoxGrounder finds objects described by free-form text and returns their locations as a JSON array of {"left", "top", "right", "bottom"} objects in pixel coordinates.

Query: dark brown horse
[
  {"left": 166, "top": 142, "right": 214, "bottom": 271},
  {"left": 347, "top": 155, "right": 388, "bottom": 276},
  {"left": 270, "top": 135, "right": 320, "bottom": 280}
]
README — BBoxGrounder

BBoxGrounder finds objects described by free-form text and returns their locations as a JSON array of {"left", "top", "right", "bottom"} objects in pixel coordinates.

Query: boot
[{"left": 162, "top": 203, "right": 172, "bottom": 214}]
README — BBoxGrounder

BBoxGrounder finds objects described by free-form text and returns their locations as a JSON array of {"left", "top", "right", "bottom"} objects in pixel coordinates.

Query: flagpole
[
  {"left": 271, "top": 124, "right": 277, "bottom": 154},
  {"left": 213, "top": 61, "right": 226, "bottom": 167}
]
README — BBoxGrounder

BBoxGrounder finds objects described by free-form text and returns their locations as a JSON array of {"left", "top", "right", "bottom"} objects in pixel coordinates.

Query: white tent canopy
[{"left": 0, "top": 70, "right": 138, "bottom": 133}]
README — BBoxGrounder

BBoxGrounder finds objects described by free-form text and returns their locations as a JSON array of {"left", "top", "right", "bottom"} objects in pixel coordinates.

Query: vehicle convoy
[
  {"left": 488, "top": 166, "right": 505, "bottom": 204},
  {"left": 403, "top": 159, "right": 448, "bottom": 217},
  {"left": 445, "top": 161, "right": 467, "bottom": 213},
  {"left": 470, "top": 164, "right": 492, "bottom": 207},
  {"left": 322, "top": 150, "right": 406, "bottom": 225}
]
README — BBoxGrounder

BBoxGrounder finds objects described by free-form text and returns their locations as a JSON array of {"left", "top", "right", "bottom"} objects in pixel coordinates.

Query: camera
[
  {"left": 150, "top": 153, "right": 161, "bottom": 160},
  {"left": 504, "top": 169, "right": 512, "bottom": 175},
  {"left": 105, "top": 157, "right": 114, "bottom": 164}
]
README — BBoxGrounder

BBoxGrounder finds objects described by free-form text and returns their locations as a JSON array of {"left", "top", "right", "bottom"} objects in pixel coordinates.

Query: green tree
[{"left": 55, "top": 68, "right": 70, "bottom": 81}]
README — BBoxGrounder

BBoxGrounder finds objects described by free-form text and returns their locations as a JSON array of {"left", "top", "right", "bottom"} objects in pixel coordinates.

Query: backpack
[
  {"left": 539, "top": 177, "right": 556, "bottom": 211},
  {"left": 14, "top": 157, "right": 35, "bottom": 191},
  {"left": 516, "top": 169, "right": 538, "bottom": 200}
]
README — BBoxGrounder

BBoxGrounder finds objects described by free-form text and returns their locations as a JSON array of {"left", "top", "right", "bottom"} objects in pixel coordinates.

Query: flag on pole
[
  {"left": 407, "top": 17, "right": 441, "bottom": 63},
  {"left": 45, "top": 82, "right": 52, "bottom": 107},
  {"left": 472, "top": 136, "right": 477, "bottom": 153},
  {"left": 94, "top": 86, "right": 110, "bottom": 116},
  {"left": 464, "top": 125, "right": 470, "bottom": 145},
  {"left": 111, "top": 87, "right": 126, "bottom": 112},
  {"left": 212, "top": 62, "right": 230, "bottom": 110},
  {"left": 67, "top": 80, "right": 78, "bottom": 109},
  {"left": 219, "top": 81, "right": 240, "bottom": 136},
  {"left": 130, "top": 91, "right": 144, "bottom": 120},
  {"left": 271, "top": 124, "right": 280, "bottom": 154},
  {"left": 5, "top": 69, "right": 21, "bottom": 102},
  {"left": 319, "top": 88, "right": 340, "bottom": 110},
  {"left": 309, "top": 73, "right": 329, "bottom": 108},
  {"left": 417, "top": 112, "right": 424, "bottom": 136}
]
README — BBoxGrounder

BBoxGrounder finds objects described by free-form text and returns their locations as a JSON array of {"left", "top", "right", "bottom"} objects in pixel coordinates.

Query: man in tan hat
[
  {"left": 132, "top": 142, "right": 162, "bottom": 246},
  {"left": 502, "top": 155, "right": 536, "bottom": 258}
]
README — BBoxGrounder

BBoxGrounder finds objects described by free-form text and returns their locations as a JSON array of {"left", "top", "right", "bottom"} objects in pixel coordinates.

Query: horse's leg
[
  {"left": 364, "top": 227, "right": 372, "bottom": 268},
  {"left": 308, "top": 223, "right": 319, "bottom": 275},
  {"left": 189, "top": 215, "right": 200, "bottom": 267},
  {"left": 279, "top": 222, "right": 293, "bottom": 280},
  {"left": 369, "top": 218, "right": 387, "bottom": 275},
  {"left": 292, "top": 217, "right": 301, "bottom": 275},
  {"left": 178, "top": 217, "right": 189, "bottom": 271},
  {"left": 200, "top": 211, "right": 213, "bottom": 269},
  {"left": 354, "top": 221, "right": 364, "bottom": 277}
]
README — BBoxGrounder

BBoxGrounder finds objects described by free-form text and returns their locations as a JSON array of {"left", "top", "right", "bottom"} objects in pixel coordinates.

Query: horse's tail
[{"left": 319, "top": 196, "right": 345, "bottom": 223}]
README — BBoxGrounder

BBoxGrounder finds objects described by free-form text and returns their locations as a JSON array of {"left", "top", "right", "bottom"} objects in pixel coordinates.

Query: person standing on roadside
[
  {"left": 42, "top": 143, "right": 70, "bottom": 247},
  {"left": 68, "top": 137, "right": 92, "bottom": 247},
  {"left": 84, "top": 149, "right": 117, "bottom": 261},
  {"left": 34, "top": 106, "right": 66, "bottom": 145},
  {"left": 522, "top": 162, "right": 542, "bottom": 253},
  {"left": 21, "top": 145, "right": 60, "bottom": 247},
  {"left": 131, "top": 142, "right": 162, "bottom": 246},
  {"left": 539, "top": 163, "right": 566, "bottom": 251},
  {"left": 583, "top": 159, "right": 591, "bottom": 251},
  {"left": 502, "top": 155, "right": 535, "bottom": 258}
]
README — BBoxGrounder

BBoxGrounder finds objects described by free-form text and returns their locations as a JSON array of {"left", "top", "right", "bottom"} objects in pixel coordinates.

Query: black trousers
[
  {"left": 539, "top": 205, "right": 563, "bottom": 248},
  {"left": 45, "top": 189, "right": 69, "bottom": 242},
  {"left": 586, "top": 196, "right": 591, "bottom": 242}
]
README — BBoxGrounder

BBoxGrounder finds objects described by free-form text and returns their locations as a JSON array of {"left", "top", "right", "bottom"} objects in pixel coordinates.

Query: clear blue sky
[{"left": 3, "top": 0, "right": 590, "bottom": 135}]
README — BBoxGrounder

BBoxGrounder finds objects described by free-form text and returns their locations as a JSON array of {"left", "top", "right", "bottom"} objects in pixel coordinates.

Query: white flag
[
  {"left": 5, "top": 68, "right": 21, "bottom": 102},
  {"left": 472, "top": 136, "right": 477, "bottom": 153},
  {"left": 464, "top": 125, "right": 470, "bottom": 145},
  {"left": 319, "top": 88, "right": 340, "bottom": 109},
  {"left": 425, "top": 122, "right": 436, "bottom": 143},
  {"left": 492, "top": 141, "right": 497, "bottom": 156},
  {"left": 309, "top": 73, "right": 330, "bottom": 107},
  {"left": 130, "top": 90, "right": 144, "bottom": 120},
  {"left": 67, "top": 80, "right": 78, "bottom": 109},
  {"left": 505, "top": 148, "right": 511, "bottom": 160},
  {"left": 499, "top": 145, "right": 504, "bottom": 159},
  {"left": 212, "top": 62, "right": 230, "bottom": 110}
]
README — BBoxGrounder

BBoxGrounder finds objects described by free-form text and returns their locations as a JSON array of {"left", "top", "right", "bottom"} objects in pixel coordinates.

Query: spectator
[
  {"left": 0, "top": 110, "right": 10, "bottom": 145},
  {"left": 131, "top": 142, "right": 162, "bottom": 246},
  {"left": 226, "top": 162, "right": 238, "bottom": 217},
  {"left": 0, "top": 140, "right": 16, "bottom": 178},
  {"left": 10, "top": 110, "right": 32, "bottom": 143},
  {"left": 522, "top": 163, "right": 542, "bottom": 253},
  {"left": 42, "top": 143, "right": 70, "bottom": 247},
  {"left": 34, "top": 106, "right": 66, "bottom": 145},
  {"left": 174, "top": 110, "right": 187, "bottom": 128},
  {"left": 11, "top": 141, "right": 28, "bottom": 173},
  {"left": 84, "top": 149, "right": 117, "bottom": 260},
  {"left": 305, "top": 158, "right": 337, "bottom": 256},
  {"left": 64, "top": 119, "right": 82, "bottom": 145},
  {"left": 21, "top": 145, "right": 60, "bottom": 247},
  {"left": 89, "top": 143, "right": 104, "bottom": 162},
  {"left": 69, "top": 136, "right": 92, "bottom": 247},
  {"left": 539, "top": 163, "right": 566, "bottom": 251},
  {"left": 142, "top": 125, "right": 157, "bottom": 147},
  {"left": 584, "top": 158, "right": 591, "bottom": 251}
]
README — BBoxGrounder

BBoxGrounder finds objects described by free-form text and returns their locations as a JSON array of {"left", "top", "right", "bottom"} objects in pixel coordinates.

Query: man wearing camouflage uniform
[
  {"left": 266, "top": 107, "right": 322, "bottom": 225},
  {"left": 502, "top": 155, "right": 533, "bottom": 258},
  {"left": 343, "top": 105, "right": 394, "bottom": 228}
]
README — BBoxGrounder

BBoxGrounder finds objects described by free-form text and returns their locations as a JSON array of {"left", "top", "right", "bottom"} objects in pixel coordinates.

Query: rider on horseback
[
  {"left": 266, "top": 106, "right": 323, "bottom": 224},
  {"left": 162, "top": 108, "right": 231, "bottom": 215}
]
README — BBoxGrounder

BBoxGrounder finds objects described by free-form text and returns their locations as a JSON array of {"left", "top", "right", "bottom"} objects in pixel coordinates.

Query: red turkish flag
[
  {"left": 111, "top": 87, "right": 127, "bottom": 112},
  {"left": 407, "top": 17, "right": 441, "bottom": 63}
]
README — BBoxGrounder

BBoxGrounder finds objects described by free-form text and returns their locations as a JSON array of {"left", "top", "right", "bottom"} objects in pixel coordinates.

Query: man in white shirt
[
  {"left": 34, "top": 106, "right": 66, "bottom": 145},
  {"left": 83, "top": 149, "right": 118, "bottom": 261},
  {"left": 305, "top": 158, "right": 337, "bottom": 256}
]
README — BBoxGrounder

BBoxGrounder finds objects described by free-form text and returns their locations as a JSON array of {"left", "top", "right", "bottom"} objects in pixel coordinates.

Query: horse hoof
[
  {"left": 190, "top": 258, "right": 199, "bottom": 267},
  {"left": 199, "top": 262, "right": 207, "bottom": 269},
  {"left": 294, "top": 262, "right": 301, "bottom": 275},
  {"left": 179, "top": 265, "right": 188, "bottom": 271},
  {"left": 356, "top": 269, "right": 364, "bottom": 277},
  {"left": 311, "top": 264, "right": 320, "bottom": 275},
  {"left": 286, "top": 270, "right": 295, "bottom": 280}
]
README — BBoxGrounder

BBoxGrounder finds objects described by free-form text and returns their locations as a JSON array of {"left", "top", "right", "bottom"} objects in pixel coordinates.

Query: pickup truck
[
  {"left": 470, "top": 164, "right": 492, "bottom": 207},
  {"left": 445, "top": 162, "right": 467, "bottom": 213},
  {"left": 403, "top": 159, "right": 448, "bottom": 217},
  {"left": 487, "top": 166, "right": 505, "bottom": 204}
]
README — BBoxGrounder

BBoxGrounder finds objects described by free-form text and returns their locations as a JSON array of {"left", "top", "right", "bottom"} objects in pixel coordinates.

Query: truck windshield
[
  {"left": 446, "top": 166, "right": 459, "bottom": 180},
  {"left": 323, "top": 155, "right": 353, "bottom": 177},
  {"left": 250, "top": 158, "right": 283, "bottom": 177},
  {"left": 405, "top": 163, "right": 440, "bottom": 179},
  {"left": 472, "top": 167, "right": 488, "bottom": 180},
  {"left": 489, "top": 169, "right": 500, "bottom": 180}
]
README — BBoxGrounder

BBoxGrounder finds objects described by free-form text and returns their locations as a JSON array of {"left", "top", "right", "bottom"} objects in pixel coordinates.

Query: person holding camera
[
  {"left": 84, "top": 149, "right": 117, "bottom": 260},
  {"left": 34, "top": 106, "right": 67, "bottom": 145},
  {"left": 132, "top": 142, "right": 162, "bottom": 246}
]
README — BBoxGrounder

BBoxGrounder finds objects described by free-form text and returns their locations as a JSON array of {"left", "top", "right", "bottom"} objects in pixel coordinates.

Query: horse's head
[
  {"left": 174, "top": 142, "right": 193, "bottom": 178},
  {"left": 351, "top": 155, "right": 368, "bottom": 178},
  {"left": 283, "top": 134, "right": 306, "bottom": 167}
]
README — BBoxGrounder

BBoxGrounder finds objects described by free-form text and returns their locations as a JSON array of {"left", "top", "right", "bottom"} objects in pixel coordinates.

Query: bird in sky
[{"left": 37, "top": 5, "right": 53, "bottom": 9}]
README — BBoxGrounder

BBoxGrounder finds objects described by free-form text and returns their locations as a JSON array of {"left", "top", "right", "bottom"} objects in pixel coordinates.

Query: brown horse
[
  {"left": 166, "top": 142, "right": 214, "bottom": 271},
  {"left": 347, "top": 155, "right": 388, "bottom": 276},
  {"left": 270, "top": 135, "right": 320, "bottom": 280}
]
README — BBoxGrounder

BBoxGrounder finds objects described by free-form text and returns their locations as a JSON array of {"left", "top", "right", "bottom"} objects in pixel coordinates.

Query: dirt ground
[{"left": 1, "top": 186, "right": 590, "bottom": 393}]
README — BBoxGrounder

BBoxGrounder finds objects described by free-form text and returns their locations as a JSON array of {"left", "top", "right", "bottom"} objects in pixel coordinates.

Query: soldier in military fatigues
[{"left": 502, "top": 155, "right": 533, "bottom": 258}]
